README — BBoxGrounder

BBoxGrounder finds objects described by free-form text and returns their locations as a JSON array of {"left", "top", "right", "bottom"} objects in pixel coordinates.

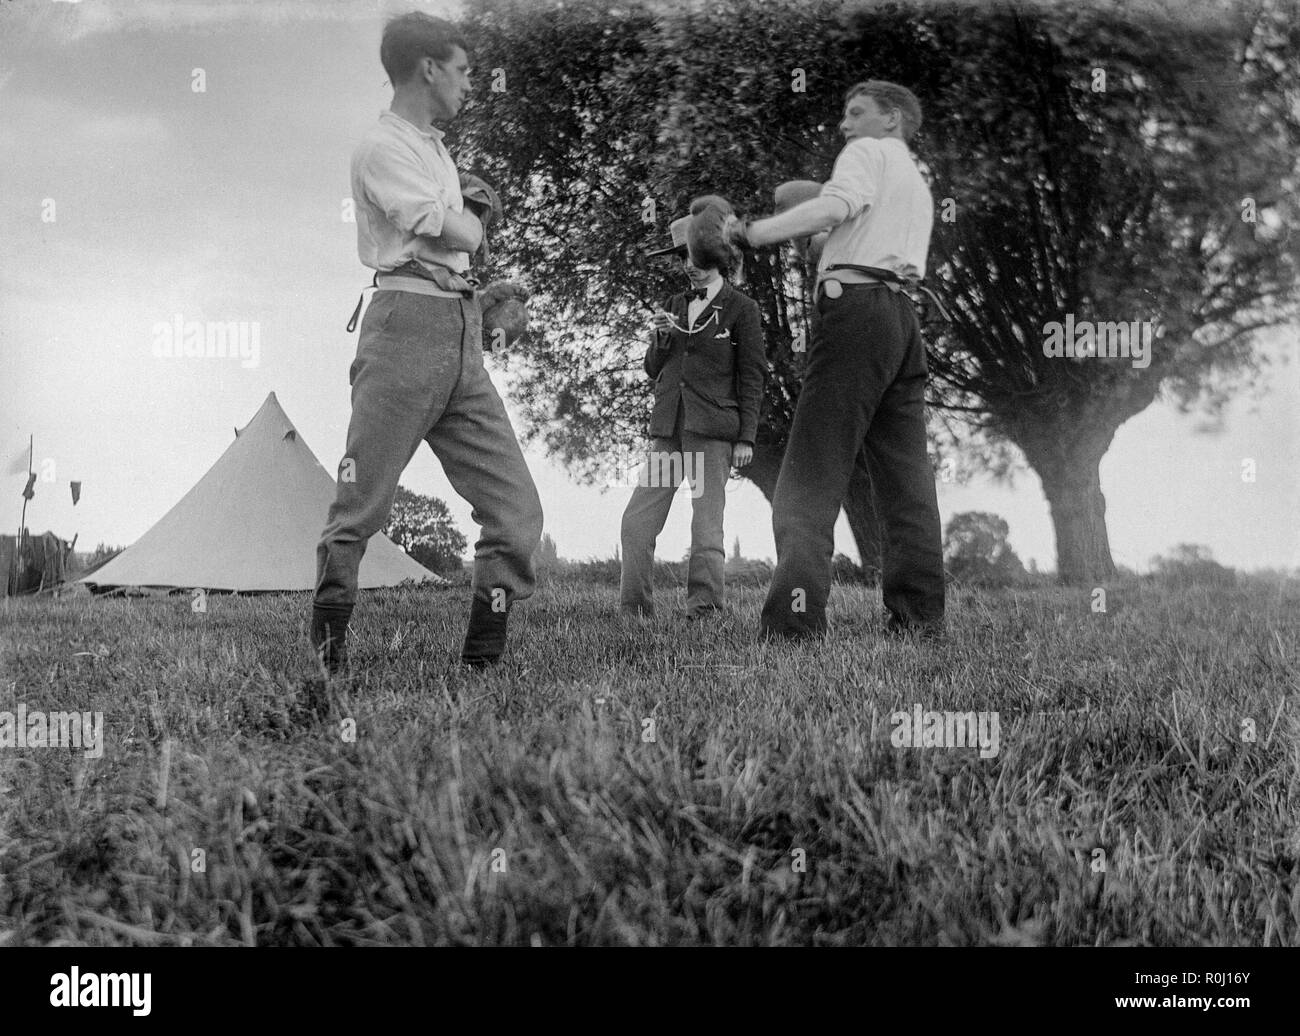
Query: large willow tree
[{"left": 455, "top": 0, "right": 1299, "bottom": 583}]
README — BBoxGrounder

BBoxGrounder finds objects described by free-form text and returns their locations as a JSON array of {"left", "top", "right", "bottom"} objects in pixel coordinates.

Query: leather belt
[
  {"left": 346, "top": 261, "right": 477, "bottom": 332},
  {"left": 816, "top": 263, "right": 953, "bottom": 322},
  {"left": 389, "top": 259, "right": 477, "bottom": 292},
  {"left": 815, "top": 267, "right": 890, "bottom": 298},
  {"left": 374, "top": 274, "right": 467, "bottom": 298}
]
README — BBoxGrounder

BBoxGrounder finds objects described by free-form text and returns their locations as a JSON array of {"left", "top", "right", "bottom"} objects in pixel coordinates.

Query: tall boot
[
  {"left": 461, "top": 594, "right": 510, "bottom": 667},
  {"left": 310, "top": 603, "right": 353, "bottom": 675}
]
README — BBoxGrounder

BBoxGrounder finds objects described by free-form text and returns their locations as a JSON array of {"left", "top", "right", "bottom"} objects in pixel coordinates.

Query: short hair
[
  {"left": 844, "top": 80, "right": 923, "bottom": 141},
  {"left": 381, "top": 12, "right": 469, "bottom": 86}
]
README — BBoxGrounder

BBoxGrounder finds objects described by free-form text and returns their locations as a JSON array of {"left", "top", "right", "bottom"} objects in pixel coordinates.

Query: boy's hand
[
  {"left": 651, "top": 309, "right": 673, "bottom": 334},
  {"left": 437, "top": 208, "right": 483, "bottom": 253},
  {"left": 732, "top": 443, "right": 753, "bottom": 468},
  {"left": 723, "top": 215, "right": 753, "bottom": 249}
]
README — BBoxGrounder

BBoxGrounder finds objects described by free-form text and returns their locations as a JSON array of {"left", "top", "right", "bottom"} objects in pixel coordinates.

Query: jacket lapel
[
  {"left": 687, "top": 282, "right": 728, "bottom": 334},
  {"left": 712, "top": 282, "right": 733, "bottom": 316}
]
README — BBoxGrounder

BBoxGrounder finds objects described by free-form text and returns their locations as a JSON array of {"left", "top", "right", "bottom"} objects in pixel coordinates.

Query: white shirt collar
[
  {"left": 381, "top": 109, "right": 445, "bottom": 142},
  {"left": 694, "top": 275, "right": 723, "bottom": 304}
]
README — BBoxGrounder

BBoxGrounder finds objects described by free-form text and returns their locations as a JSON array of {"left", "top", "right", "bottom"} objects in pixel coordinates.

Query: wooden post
[{"left": 12, "top": 435, "right": 32, "bottom": 593}]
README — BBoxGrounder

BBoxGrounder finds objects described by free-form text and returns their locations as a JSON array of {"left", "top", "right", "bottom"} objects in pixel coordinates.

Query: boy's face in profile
[
  {"left": 840, "top": 93, "right": 895, "bottom": 142},
  {"left": 427, "top": 46, "right": 471, "bottom": 121}
]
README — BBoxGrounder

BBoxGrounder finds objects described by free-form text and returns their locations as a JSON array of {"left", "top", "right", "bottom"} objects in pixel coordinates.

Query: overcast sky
[{"left": 2, "top": 0, "right": 1296, "bottom": 573}]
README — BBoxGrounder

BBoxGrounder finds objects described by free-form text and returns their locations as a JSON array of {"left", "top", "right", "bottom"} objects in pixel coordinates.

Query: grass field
[{"left": 1, "top": 573, "right": 1297, "bottom": 946}]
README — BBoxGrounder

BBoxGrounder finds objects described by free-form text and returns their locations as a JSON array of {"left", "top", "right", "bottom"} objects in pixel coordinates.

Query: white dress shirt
[
  {"left": 687, "top": 275, "right": 724, "bottom": 329},
  {"left": 351, "top": 110, "right": 468, "bottom": 276},
  {"left": 818, "top": 136, "right": 934, "bottom": 280}
]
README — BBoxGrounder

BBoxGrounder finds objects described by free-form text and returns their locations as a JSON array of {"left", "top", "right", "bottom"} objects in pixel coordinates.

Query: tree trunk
[
  {"left": 1015, "top": 382, "right": 1158, "bottom": 586},
  {"left": 1032, "top": 449, "right": 1117, "bottom": 586},
  {"left": 744, "top": 443, "right": 884, "bottom": 579}
]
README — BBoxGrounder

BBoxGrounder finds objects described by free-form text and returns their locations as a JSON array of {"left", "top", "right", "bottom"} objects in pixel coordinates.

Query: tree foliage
[
  {"left": 943, "top": 511, "right": 1030, "bottom": 586},
  {"left": 535, "top": 531, "right": 559, "bottom": 568},
  {"left": 918, "top": 0, "right": 1299, "bottom": 581},
  {"left": 453, "top": 0, "right": 1300, "bottom": 584},
  {"left": 384, "top": 486, "right": 468, "bottom": 576},
  {"left": 1149, "top": 543, "right": 1237, "bottom": 587}
]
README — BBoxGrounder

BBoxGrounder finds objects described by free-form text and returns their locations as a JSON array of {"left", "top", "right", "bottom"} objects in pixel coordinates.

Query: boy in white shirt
[
  {"left": 313, "top": 13, "right": 543, "bottom": 672},
  {"left": 726, "top": 81, "right": 945, "bottom": 640}
]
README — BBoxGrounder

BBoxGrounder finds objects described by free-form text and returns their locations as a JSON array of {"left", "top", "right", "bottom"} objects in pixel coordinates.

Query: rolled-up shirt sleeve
[
  {"left": 356, "top": 140, "right": 448, "bottom": 239},
  {"left": 820, "top": 139, "right": 885, "bottom": 221}
]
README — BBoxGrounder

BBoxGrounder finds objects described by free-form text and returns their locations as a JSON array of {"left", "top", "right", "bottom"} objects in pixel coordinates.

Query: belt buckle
[{"left": 822, "top": 279, "right": 843, "bottom": 299}]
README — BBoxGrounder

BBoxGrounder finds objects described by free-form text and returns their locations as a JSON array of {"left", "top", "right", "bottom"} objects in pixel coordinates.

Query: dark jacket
[{"left": 644, "top": 282, "right": 765, "bottom": 444}]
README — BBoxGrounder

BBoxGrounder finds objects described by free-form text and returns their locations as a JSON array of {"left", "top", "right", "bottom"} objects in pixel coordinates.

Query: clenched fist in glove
[
  {"left": 480, "top": 279, "right": 530, "bottom": 352},
  {"left": 686, "top": 194, "right": 743, "bottom": 273},
  {"left": 459, "top": 172, "right": 504, "bottom": 262}
]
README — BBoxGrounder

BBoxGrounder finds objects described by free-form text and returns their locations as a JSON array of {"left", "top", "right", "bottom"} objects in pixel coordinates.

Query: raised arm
[
  {"left": 744, "top": 196, "right": 850, "bottom": 248},
  {"left": 732, "top": 139, "right": 884, "bottom": 249}
]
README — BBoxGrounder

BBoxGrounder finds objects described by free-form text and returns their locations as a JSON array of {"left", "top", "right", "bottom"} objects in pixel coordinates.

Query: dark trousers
[
  {"left": 760, "top": 284, "right": 944, "bottom": 638},
  {"left": 315, "top": 289, "right": 543, "bottom": 615}
]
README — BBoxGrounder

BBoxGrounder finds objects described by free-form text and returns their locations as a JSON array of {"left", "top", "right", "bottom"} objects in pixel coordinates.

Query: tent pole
[{"left": 10, "top": 435, "right": 32, "bottom": 594}]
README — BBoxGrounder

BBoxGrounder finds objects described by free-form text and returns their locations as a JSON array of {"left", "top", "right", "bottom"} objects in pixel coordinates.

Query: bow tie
[{"left": 688, "top": 288, "right": 708, "bottom": 302}]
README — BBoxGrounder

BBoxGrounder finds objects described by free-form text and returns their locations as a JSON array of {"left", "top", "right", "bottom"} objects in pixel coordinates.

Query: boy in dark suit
[{"left": 620, "top": 198, "right": 765, "bottom": 619}]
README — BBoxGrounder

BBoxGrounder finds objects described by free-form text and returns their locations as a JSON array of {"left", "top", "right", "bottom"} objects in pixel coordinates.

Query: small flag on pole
[
  {"left": 70, "top": 481, "right": 82, "bottom": 505},
  {"left": 22, "top": 472, "right": 36, "bottom": 501}
]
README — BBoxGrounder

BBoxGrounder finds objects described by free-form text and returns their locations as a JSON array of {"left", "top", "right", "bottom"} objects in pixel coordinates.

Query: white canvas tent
[{"left": 81, "top": 392, "right": 442, "bottom": 592}]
